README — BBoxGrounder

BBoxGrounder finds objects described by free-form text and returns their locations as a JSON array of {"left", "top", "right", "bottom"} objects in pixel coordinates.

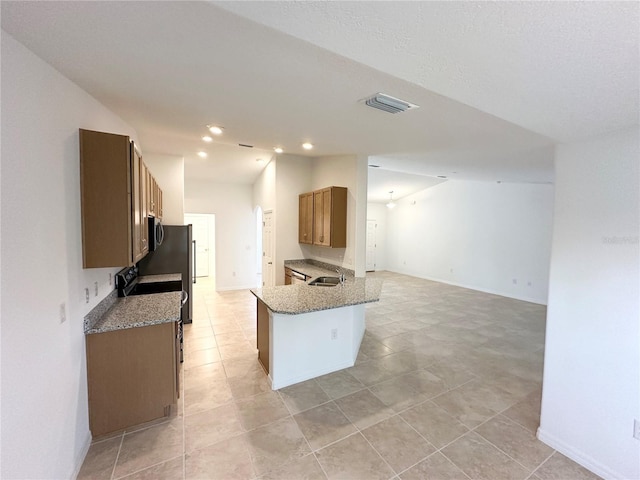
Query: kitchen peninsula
[{"left": 251, "top": 262, "right": 382, "bottom": 390}]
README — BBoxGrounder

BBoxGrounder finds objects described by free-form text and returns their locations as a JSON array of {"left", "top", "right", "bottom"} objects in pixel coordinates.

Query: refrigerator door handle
[{"left": 192, "top": 239, "right": 196, "bottom": 284}]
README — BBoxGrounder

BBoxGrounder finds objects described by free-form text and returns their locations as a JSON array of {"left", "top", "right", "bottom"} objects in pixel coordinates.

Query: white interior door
[
  {"left": 366, "top": 219, "right": 377, "bottom": 272},
  {"left": 184, "top": 214, "right": 211, "bottom": 278},
  {"left": 262, "top": 210, "right": 275, "bottom": 287}
]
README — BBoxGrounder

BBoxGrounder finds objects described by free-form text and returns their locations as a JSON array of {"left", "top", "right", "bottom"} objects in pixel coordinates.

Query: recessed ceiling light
[
  {"left": 437, "top": 175, "right": 447, "bottom": 179},
  {"left": 197, "top": 151, "right": 208, "bottom": 158},
  {"left": 368, "top": 164, "right": 380, "bottom": 168},
  {"left": 274, "top": 147, "right": 283, "bottom": 154},
  {"left": 302, "top": 142, "right": 313, "bottom": 150},
  {"left": 202, "top": 135, "right": 213, "bottom": 142},
  {"left": 208, "top": 125, "right": 223, "bottom": 135}
]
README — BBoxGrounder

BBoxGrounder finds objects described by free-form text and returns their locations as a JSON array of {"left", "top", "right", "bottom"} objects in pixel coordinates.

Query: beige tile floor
[{"left": 78, "top": 272, "right": 602, "bottom": 480}]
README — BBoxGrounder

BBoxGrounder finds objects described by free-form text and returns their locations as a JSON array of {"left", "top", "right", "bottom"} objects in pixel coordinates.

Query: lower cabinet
[
  {"left": 256, "top": 299, "right": 270, "bottom": 374},
  {"left": 86, "top": 322, "right": 179, "bottom": 437}
]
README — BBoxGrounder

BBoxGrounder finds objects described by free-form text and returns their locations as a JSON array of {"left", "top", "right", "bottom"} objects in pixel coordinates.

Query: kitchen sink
[{"left": 308, "top": 276, "right": 341, "bottom": 286}]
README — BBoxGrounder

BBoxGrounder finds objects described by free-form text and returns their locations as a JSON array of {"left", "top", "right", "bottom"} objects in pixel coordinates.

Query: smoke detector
[{"left": 364, "top": 93, "right": 419, "bottom": 114}]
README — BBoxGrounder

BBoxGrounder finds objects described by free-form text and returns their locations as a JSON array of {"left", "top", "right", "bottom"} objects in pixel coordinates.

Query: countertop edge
[{"left": 84, "top": 291, "right": 182, "bottom": 335}]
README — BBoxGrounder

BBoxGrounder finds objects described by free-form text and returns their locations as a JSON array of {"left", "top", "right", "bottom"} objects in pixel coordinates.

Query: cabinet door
[
  {"left": 256, "top": 299, "right": 270, "bottom": 374},
  {"left": 80, "top": 129, "right": 134, "bottom": 267},
  {"left": 140, "top": 161, "right": 149, "bottom": 257},
  {"left": 131, "top": 145, "right": 144, "bottom": 263},
  {"left": 313, "top": 188, "right": 332, "bottom": 246},
  {"left": 146, "top": 170, "right": 154, "bottom": 216},
  {"left": 298, "top": 192, "right": 313, "bottom": 244},
  {"left": 86, "top": 322, "right": 177, "bottom": 437}
]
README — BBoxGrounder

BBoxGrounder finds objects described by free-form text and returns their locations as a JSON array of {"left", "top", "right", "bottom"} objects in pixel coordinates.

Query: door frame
[
  {"left": 262, "top": 210, "right": 275, "bottom": 287},
  {"left": 366, "top": 219, "right": 377, "bottom": 272},
  {"left": 184, "top": 213, "right": 215, "bottom": 279}
]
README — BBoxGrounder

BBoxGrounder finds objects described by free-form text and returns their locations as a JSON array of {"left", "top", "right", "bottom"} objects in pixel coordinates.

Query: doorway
[
  {"left": 255, "top": 206, "right": 263, "bottom": 288},
  {"left": 262, "top": 210, "right": 275, "bottom": 287},
  {"left": 184, "top": 213, "right": 215, "bottom": 280},
  {"left": 366, "top": 219, "right": 377, "bottom": 272}
]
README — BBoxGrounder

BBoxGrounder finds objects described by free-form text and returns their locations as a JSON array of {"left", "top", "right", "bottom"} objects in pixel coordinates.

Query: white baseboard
[
  {"left": 271, "top": 360, "right": 354, "bottom": 390},
  {"left": 537, "top": 427, "right": 624, "bottom": 480},
  {"left": 386, "top": 268, "right": 547, "bottom": 305},
  {"left": 71, "top": 431, "right": 92, "bottom": 479}
]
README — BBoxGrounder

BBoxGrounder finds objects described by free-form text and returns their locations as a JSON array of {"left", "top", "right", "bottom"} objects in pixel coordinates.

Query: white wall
[
  {"left": 184, "top": 180, "right": 258, "bottom": 290},
  {"left": 366, "top": 203, "right": 388, "bottom": 271},
  {"left": 253, "top": 155, "right": 313, "bottom": 285},
  {"left": 253, "top": 157, "right": 276, "bottom": 212},
  {"left": 144, "top": 153, "right": 185, "bottom": 225},
  {"left": 274, "top": 155, "right": 312, "bottom": 284},
  {"left": 385, "top": 180, "right": 554, "bottom": 304},
  {"left": 1, "top": 30, "right": 138, "bottom": 479},
  {"left": 539, "top": 127, "right": 639, "bottom": 480}
]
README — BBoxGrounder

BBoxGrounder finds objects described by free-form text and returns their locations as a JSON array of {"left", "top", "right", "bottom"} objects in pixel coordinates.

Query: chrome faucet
[{"left": 336, "top": 268, "right": 346, "bottom": 285}]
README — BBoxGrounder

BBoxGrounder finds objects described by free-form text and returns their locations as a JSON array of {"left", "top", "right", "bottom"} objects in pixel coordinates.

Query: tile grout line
[
  {"left": 109, "top": 433, "right": 124, "bottom": 480},
  {"left": 466, "top": 403, "right": 553, "bottom": 476}
]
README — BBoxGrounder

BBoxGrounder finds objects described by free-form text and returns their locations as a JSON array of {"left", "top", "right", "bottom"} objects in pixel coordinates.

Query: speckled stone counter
[
  {"left": 138, "top": 273, "right": 182, "bottom": 284},
  {"left": 251, "top": 277, "right": 382, "bottom": 315},
  {"left": 284, "top": 259, "right": 354, "bottom": 281},
  {"left": 85, "top": 291, "right": 181, "bottom": 334}
]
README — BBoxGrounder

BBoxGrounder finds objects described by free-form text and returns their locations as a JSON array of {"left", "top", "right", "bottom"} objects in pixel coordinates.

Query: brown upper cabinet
[
  {"left": 131, "top": 145, "right": 148, "bottom": 264},
  {"left": 298, "top": 192, "right": 314, "bottom": 244},
  {"left": 145, "top": 167, "right": 163, "bottom": 221},
  {"left": 298, "top": 186, "right": 347, "bottom": 248},
  {"left": 80, "top": 129, "right": 161, "bottom": 268}
]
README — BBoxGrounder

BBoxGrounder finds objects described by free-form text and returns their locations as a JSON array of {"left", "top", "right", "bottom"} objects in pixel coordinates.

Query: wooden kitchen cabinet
[
  {"left": 157, "top": 188, "right": 163, "bottom": 220},
  {"left": 134, "top": 153, "right": 149, "bottom": 263},
  {"left": 86, "top": 321, "right": 179, "bottom": 437},
  {"left": 298, "top": 192, "right": 314, "bottom": 244},
  {"left": 256, "top": 299, "right": 270, "bottom": 374},
  {"left": 145, "top": 166, "right": 164, "bottom": 221},
  {"left": 80, "top": 129, "right": 146, "bottom": 267},
  {"left": 313, "top": 186, "right": 347, "bottom": 247}
]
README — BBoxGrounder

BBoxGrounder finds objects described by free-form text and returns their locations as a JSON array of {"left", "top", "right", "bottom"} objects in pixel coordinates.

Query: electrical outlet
[
  {"left": 527, "top": 281, "right": 532, "bottom": 287},
  {"left": 331, "top": 328, "right": 338, "bottom": 340},
  {"left": 59, "top": 302, "right": 66, "bottom": 324},
  {"left": 94, "top": 281, "right": 99, "bottom": 296},
  {"left": 512, "top": 278, "right": 518, "bottom": 285},
  {"left": 232, "top": 271, "right": 236, "bottom": 277},
  {"left": 85, "top": 288, "right": 89, "bottom": 303},
  {"left": 634, "top": 419, "right": 640, "bottom": 440}
]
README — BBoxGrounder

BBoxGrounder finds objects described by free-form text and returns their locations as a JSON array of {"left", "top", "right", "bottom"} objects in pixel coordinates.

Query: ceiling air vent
[{"left": 364, "top": 93, "right": 419, "bottom": 114}]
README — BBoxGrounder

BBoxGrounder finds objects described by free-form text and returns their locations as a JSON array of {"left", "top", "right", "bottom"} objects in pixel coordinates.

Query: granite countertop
[
  {"left": 138, "top": 273, "right": 182, "bottom": 284},
  {"left": 251, "top": 276, "right": 382, "bottom": 315},
  {"left": 284, "top": 259, "right": 354, "bottom": 280},
  {"left": 85, "top": 291, "right": 181, "bottom": 335}
]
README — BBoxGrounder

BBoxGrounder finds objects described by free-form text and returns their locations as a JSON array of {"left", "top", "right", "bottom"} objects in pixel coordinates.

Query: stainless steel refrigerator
[{"left": 137, "top": 224, "right": 193, "bottom": 324}]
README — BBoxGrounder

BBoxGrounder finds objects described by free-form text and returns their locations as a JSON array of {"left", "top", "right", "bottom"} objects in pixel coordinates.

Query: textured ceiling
[
  {"left": 215, "top": 1, "right": 639, "bottom": 143},
  {"left": 2, "top": 1, "right": 637, "bottom": 199}
]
